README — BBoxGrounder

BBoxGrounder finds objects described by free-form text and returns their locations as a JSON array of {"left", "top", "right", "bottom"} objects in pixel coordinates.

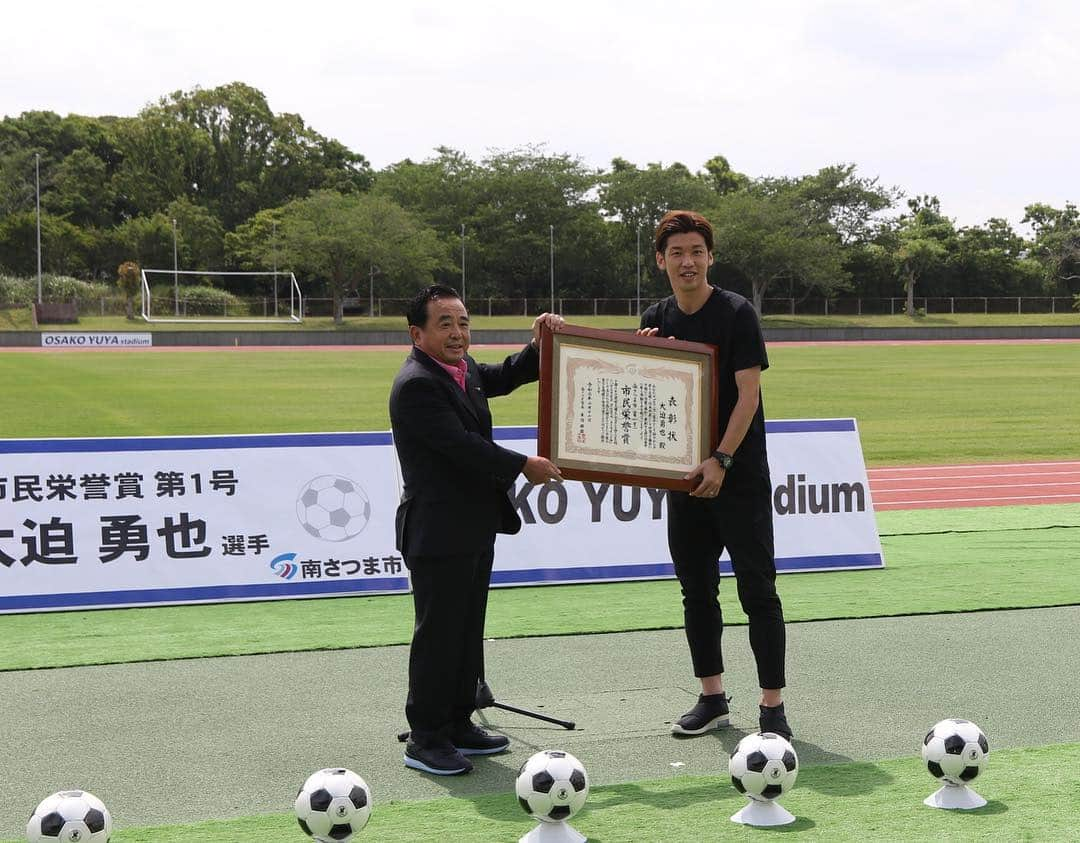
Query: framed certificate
[{"left": 538, "top": 324, "right": 719, "bottom": 491}]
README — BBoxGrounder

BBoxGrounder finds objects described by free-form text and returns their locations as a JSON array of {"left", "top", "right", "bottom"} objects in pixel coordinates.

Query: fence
[
  {"left": 6, "top": 295, "right": 1079, "bottom": 321},
  {"left": 315, "top": 296, "right": 1080, "bottom": 318},
  {"left": 759, "top": 296, "right": 1078, "bottom": 316}
]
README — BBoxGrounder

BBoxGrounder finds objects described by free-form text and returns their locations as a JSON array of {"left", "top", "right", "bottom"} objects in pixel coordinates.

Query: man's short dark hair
[
  {"left": 407, "top": 284, "right": 461, "bottom": 328},
  {"left": 654, "top": 210, "right": 714, "bottom": 255}
]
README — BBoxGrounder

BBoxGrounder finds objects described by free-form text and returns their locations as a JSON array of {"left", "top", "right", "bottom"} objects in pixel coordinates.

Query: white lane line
[
  {"left": 876, "top": 493, "right": 1080, "bottom": 506},
  {"left": 872, "top": 481, "right": 1080, "bottom": 493},
  {"left": 869, "top": 461, "right": 1080, "bottom": 472}
]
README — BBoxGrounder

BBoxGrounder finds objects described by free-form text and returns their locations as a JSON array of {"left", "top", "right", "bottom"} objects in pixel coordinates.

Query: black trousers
[
  {"left": 404, "top": 548, "right": 494, "bottom": 743},
  {"left": 667, "top": 481, "right": 786, "bottom": 689}
]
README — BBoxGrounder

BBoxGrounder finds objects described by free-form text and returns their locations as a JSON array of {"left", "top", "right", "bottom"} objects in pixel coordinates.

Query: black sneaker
[
  {"left": 758, "top": 702, "right": 793, "bottom": 740},
  {"left": 448, "top": 721, "right": 511, "bottom": 756},
  {"left": 404, "top": 739, "right": 473, "bottom": 775},
  {"left": 671, "top": 693, "right": 730, "bottom": 735}
]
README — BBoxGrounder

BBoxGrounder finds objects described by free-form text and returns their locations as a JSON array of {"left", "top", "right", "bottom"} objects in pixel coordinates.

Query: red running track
[{"left": 868, "top": 460, "right": 1080, "bottom": 510}]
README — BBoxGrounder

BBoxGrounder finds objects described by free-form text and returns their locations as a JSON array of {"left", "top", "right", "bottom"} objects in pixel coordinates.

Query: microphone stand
[
  {"left": 397, "top": 679, "right": 575, "bottom": 743},
  {"left": 474, "top": 678, "right": 576, "bottom": 730}
]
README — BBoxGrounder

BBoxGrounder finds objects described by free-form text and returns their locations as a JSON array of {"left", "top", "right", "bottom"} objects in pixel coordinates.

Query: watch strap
[{"left": 712, "top": 450, "right": 734, "bottom": 469}]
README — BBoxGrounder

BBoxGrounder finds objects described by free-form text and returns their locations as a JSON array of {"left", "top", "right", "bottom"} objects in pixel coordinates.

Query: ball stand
[
  {"left": 730, "top": 798, "right": 796, "bottom": 826},
  {"left": 520, "top": 819, "right": 587, "bottom": 842},
  {"left": 923, "top": 783, "right": 987, "bottom": 810}
]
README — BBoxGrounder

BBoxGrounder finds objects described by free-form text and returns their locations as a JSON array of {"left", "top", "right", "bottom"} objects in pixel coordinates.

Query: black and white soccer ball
[
  {"left": 515, "top": 750, "right": 589, "bottom": 823},
  {"left": 922, "top": 718, "right": 989, "bottom": 785},
  {"left": 729, "top": 732, "right": 799, "bottom": 802},
  {"left": 295, "top": 768, "right": 372, "bottom": 842},
  {"left": 296, "top": 476, "right": 372, "bottom": 542},
  {"left": 26, "top": 790, "right": 112, "bottom": 842}
]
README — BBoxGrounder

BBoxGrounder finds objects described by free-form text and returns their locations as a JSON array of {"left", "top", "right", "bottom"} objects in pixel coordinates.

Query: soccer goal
[{"left": 140, "top": 269, "right": 303, "bottom": 324}]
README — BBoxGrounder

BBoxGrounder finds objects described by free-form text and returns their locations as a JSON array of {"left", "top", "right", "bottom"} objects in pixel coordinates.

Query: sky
[{"left": 3, "top": 0, "right": 1078, "bottom": 229}]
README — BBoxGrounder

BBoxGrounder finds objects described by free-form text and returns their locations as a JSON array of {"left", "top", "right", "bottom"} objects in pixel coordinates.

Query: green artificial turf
[
  {"left": 2, "top": 504, "right": 1076, "bottom": 672},
  {"left": 4, "top": 743, "right": 1073, "bottom": 842},
  {"left": 2, "top": 342, "right": 1080, "bottom": 465}
]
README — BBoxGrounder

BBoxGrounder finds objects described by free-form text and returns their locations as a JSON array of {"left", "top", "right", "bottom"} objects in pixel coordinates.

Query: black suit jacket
[{"left": 389, "top": 344, "right": 540, "bottom": 558}]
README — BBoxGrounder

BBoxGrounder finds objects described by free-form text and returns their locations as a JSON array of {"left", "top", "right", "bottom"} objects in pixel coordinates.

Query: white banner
[
  {"left": 40, "top": 332, "right": 153, "bottom": 347},
  {"left": 494, "top": 419, "right": 883, "bottom": 585},
  {"left": 0, "top": 421, "right": 882, "bottom": 613},
  {"left": 0, "top": 433, "right": 407, "bottom": 612}
]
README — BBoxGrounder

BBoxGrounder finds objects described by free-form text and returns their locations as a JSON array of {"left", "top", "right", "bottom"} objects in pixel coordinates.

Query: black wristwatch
[{"left": 712, "top": 450, "right": 734, "bottom": 470}]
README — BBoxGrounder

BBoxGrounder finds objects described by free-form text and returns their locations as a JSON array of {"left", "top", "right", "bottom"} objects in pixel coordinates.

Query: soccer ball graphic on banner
[
  {"left": 26, "top": 790, "right": 112, "bottom": 842},
  {"left": 921, "top": 718, "right": 990, "bottom": 809},
  {"left": 296, "top": 476, "right": 372, "bottom": 542},
  {"left": 295, "top": 768, "right": 372, "bottom": 842},
  {"left": 515, "top": 750, "right": 590, "bottom": 823}
]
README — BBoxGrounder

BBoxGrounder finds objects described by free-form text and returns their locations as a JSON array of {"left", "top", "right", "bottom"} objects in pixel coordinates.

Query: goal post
[{"left": 140, "top": 269, "right": 303, "bottom": 324}]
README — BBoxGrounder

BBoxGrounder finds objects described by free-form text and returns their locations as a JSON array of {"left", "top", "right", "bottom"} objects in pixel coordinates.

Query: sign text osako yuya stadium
[
  {"left": 510, "top": 473, "right": 868, "bottom": 525},
  {"left": 0, "top": 421, "right": 882, "bottom": 613},
  {"left": 41, "top": 332, "right": 153, "bottom": 347}
]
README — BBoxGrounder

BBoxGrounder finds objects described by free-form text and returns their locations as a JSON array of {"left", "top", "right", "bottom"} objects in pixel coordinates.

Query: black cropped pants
[{"left": 666, "top": 480, "right": 786, "bottom": 689}]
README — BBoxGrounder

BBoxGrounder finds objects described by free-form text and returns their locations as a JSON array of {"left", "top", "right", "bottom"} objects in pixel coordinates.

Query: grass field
[
  {"left": 3, "top": 342, "right": 1079, "bottom": 465},
  {"left": 1, "top": 340, "right": 1078, "bottom": 841},
  {"left": 4, "top": 744, "right": 1073, "bottom": 842}
]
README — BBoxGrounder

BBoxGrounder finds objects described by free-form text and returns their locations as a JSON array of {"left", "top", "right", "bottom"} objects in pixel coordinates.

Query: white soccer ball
[
  {"left": 296, "top": 476, "right": 372, "bottom": 542},
  {"left": 26, "top": 789, "right": 112, "bottom": 842},
  {"left": 295, "top": 768, "right": 372, "bottom": 842},
  {"left": 515, "top": 750, "right": 589, "bottom": 823},
  {"left": 922, "top": 718, "right": 989, "bottom": 786},
  {"left": 729, "top": 732, "right": 799, "bottom": 802}
]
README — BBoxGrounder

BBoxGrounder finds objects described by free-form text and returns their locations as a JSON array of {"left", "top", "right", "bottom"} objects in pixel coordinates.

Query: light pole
[
  {"left": 35, "top": 152, "right": 42, "bottom": 304},
  {"left": 549, "top": 224, "right": 555, "bottom": 313},
  {"left": 172, "top": 218, "right": 179, "bottom": 316},
  {"left": 272, "top": 219, "right": 278, "bottom": 317},
  {"left": 636, "top": 225, "right": 642, "bottom": 317},
  {"left": 460, "top": 223, "right": 466, "bottom": 303}
]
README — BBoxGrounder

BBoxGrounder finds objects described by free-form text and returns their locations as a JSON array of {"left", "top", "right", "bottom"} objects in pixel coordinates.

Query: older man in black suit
[{"left": 390, "top": 284, "right": 563, "bottom": 776}]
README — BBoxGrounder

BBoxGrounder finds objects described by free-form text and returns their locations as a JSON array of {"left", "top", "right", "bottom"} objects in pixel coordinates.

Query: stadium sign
[
  {"left": 0, "top": 421, "right": 882, "bottom": 613},
  {"left": 492, "top": 419, "right": 883, "bottom": 584},
  {"left": 40, "top": 332, "right": 153, "bottom": 347}
]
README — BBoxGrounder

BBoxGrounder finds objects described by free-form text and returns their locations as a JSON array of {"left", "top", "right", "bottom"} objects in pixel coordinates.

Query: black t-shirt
[{"left": 640, "top": 286, "right": 770, "bottom": 487}]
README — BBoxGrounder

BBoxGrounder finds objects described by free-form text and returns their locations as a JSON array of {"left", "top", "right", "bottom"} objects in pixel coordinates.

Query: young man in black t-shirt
[{"left": 639, "top": 210, "right": 792, "bottom": 740}]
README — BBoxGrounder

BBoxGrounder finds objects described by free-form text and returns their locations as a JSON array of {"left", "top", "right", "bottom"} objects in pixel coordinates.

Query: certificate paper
[{"left": 539, "top": 325, "right": 718, "bottom": 490}]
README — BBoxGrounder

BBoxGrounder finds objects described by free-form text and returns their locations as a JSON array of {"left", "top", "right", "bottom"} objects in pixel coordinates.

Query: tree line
[{"left": 2, "top": 81, "right": 1078, "bottom": 322}]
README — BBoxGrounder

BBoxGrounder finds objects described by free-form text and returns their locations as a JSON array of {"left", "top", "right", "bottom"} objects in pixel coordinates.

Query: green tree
[
  {"left": 44, "top": 148, "right": 114, "bottom": 227},
  {"left": 374, "top": 147, "right": 480, "bottom": 291},
  {"left": 701, "top": 154, "right": 749, "bottom": 196},
  {"left": 708, "top": 187, "right": 848, "bottom": 311},
  {"left": 1022, "top": 202, "right": 1080, "bottom": 293},
  {"left": 951, "top": 218, "right": 1044, "bottom": 296},
  {"left": 0, "top": 148, "right": 39, "bottom": 217},
  {"left": 116, "top": 260, "right": 141, "bottom": 319},
  {"left": 0, "top": 210, "right": 92, "bottom": 276},
  {"left": 893, "top": 197, "right": 955, "bottom": 314},
  {"left": 114, "top": 83, "right": 375, "bottom": 229},
  {"left": 113, "top": 214, "right": 175, "bottom": 269},
  {"left": 377, "top": 146, "right": 617, "bottom": 301},
  {"left": 239, "top": 191, "right": 447, "bottom": 324},
  {"left": 165, "top": 197, "right": 225, "bottom": 270}
]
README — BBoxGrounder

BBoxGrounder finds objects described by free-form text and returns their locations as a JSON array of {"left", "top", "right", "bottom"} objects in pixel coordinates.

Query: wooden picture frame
[{"left": 538, "top": 323, "right": 719, "bottom": 491}]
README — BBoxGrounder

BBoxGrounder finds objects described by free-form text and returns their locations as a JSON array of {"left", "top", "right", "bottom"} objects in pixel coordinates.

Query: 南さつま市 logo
[{"left": 270, "top": 553, "right": 298, "bottom": 579}]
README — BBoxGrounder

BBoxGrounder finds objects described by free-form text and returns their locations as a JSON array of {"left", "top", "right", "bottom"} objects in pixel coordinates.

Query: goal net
[{"left": 140, "top": 270, "right": 303, "bottom": 324}]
